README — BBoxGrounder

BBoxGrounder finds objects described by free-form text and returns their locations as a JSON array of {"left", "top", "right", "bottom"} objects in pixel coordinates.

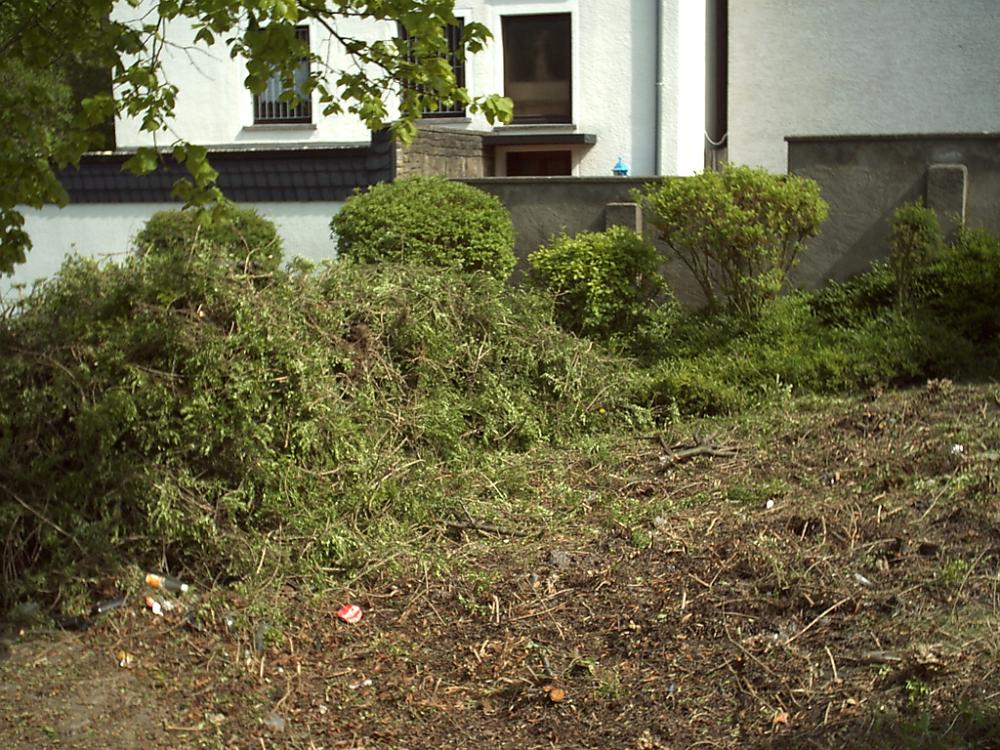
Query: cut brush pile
[{"left": 0, "top": 249, "right": 646, "bottom": 610}]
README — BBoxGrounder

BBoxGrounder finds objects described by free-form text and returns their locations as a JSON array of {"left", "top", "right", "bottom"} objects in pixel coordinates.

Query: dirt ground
[{"left": 3, "top": 381, "right": 999, "bottom": 749}]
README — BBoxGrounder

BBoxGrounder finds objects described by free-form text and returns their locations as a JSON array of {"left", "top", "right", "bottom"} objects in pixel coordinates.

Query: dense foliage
[
  {"left": 331, "top": 177, "right": 516, "bottom": 281},
  {"left": 0, "top": 0, "right": 513, "bottom": 273},
  {"left": 920, "top": 226, "right": 1000, "bottom": 344},
  {"left": 637, "top": 165, "right": 828, "bottom": 315},
  {"left": 527, "top": 227, "right": 663, "bottom": 339},
  {"left": 0, "top": 58, "right": 75, "bottom": 273},
  {"left": 0, "top": 250, "right": 642, "bottom": 608},
  {"left": 133, "top": 206, "right": 284, "bottom": 277},
  {"left": 631, "top": 224, "right": 1000, "bottom": 416},
  {"left": 889, "top": 200, "right": 942, "bottom": 306},
  {"left": 634, "top": 294, "right": 977, "bottom": 416}
]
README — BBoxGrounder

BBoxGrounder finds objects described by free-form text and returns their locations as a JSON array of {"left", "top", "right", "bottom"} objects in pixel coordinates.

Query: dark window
[
  {"left": 506, "top": 150, "right": 571, "bottom": 176},
  {"left": 254, "top": 26, "right": 311, "bottom": 124},
  {"left": 399, "top": 19, "right": 466, "bottom": 117},
  {"left": 502, "top": 14, "right": 571, "bottom": 124}
]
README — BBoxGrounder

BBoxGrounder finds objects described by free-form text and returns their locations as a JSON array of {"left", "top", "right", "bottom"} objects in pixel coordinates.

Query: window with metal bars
[
  {"left": 399, "top": 20, "right": 466, "bottom": 117},
  {"left": 253, "top": 25, "right": 312, "bottom": 124}
]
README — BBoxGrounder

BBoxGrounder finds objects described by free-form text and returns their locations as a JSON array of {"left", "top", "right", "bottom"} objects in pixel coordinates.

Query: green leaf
[{"left": 123, "top": 147, "right": 160, "bottom": 175}]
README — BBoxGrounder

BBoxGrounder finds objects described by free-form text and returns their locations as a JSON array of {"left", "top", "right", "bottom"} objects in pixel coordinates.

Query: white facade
[
  {"left": 113, "top": 0, "right": 706, "bottom": 177},
  {"left": 729, "top": 0, "right": 1000, "bottom": 173},
  {"left": 2, "top": 202, "right": 343, "bottom": 298}
]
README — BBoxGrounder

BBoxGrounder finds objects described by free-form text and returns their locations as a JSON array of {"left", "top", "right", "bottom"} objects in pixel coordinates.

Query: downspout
[
  {"left": 705, "top": 0, "right": 728, "bottom": 170},
  {"left": 654, "top": 0, "right": 663, "bottom": 175}
]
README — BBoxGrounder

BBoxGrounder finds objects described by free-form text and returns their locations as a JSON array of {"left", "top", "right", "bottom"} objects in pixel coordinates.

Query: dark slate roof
[{"left": 57, "top": 131, "right": 395, "bottom": 203}]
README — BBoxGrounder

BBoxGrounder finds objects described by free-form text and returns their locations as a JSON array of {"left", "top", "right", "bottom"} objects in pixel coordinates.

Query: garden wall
[
  {"left": 787, "top": 133, "right": 1000, "bottom": 287},
  {"left": 462, "top": 176, "right": 706, "bottom": 304}
]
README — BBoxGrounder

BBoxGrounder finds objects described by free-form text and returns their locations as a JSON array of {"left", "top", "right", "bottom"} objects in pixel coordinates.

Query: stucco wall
[
  {"left": 3, "top": 202, "right": 343, "bottom": 298},
  {"left": 113, "top": 1, "right": 705, "bottom": 177},
  {"left": 729, "top": 0, "right": 1000, "bottom": 172},
  {"left": 464, "top": 176, "right": 705, "bottom": 304},
  {"left": 787, "top": 133, "right": 1000, "bottom": 287}
]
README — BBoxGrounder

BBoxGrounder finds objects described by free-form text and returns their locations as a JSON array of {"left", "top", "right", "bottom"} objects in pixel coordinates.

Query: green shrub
[
  {"left": 807, "top": 263, "right": 896, "bottom": 328},
  {"left": 635, "top": 294, "right": 976, "bottom": 418},
  {"left": 637, "top": 165, "right": 828, "bottom": 315},
  {"left": 133, "top": 205, "right": 283, "bottom": 276},
  {"left": 889, "top": 200, "right": 942, "bottom": 306},
  {"left": 526, "top": 227, "right": 664, "bottom": 339},
  {"left": 920, "top": 226, "right": 1000, "bottom": 344},
  {"left": 331, "top": 176, "right": 516, "bottom": 281},
  {"left": 0, "top": 251, "right": 645, "bottom": 609}
]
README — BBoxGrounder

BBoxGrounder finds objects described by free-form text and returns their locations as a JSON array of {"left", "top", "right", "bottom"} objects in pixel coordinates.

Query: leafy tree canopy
[{"left": 0, "top": 0, "right": 514, "bottom": 274}]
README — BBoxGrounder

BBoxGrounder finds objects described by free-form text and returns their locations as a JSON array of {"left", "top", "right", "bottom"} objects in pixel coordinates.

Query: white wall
[
  {"left": 3, "top": 202, "right": 343, "bottom": 298},
  {"left": 114, "top": 1, "right": 706, "bottom": 177},
  {"left": 662, "top": 0, "right": 706, "bottom": 176},
  {"left": 113, "top": 3, "right": 381, "bottom": 147},
  {"left": 729, "top": 0, "right": 1000, "bottom": 173}
]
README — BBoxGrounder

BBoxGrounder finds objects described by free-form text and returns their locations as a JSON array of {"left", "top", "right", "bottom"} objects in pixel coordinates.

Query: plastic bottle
[{"left": 91, "top": 595, "right": 127, "bottom": 615}]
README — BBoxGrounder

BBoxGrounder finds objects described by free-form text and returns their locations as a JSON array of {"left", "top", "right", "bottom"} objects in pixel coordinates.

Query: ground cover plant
[{"left": 624, "top": 217, "right": 1000, "bottom": 417}]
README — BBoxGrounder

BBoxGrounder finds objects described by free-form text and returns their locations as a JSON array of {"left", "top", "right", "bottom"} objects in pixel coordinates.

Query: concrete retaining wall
[
  {"left": 787, "top": 133, "right": 1000, "bottom": 286},
  {"left": 463, "top": 176, "right": 704, "bottom": 302}
]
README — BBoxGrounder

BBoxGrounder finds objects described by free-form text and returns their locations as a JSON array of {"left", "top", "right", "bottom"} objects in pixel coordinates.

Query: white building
[
  {"left": 8, "top": 0, "right": 1000, "bottom": 294},
  {"left": 8, "top": 0, "right": 707, "bottom": 293},
  {"left": 112, "top": 0, "right": 707, "bottom": 179},
  {"left": 729, "top": 0, "right": 1000, "bottom": 172}
]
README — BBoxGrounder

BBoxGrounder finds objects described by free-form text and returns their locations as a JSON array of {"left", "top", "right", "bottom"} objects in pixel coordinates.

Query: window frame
[
  {"left": 501, "top": 13, "right": 573, "bottom": 125},
  {"left": 252, "top": 25, "right": 313, "bottom": 125}
]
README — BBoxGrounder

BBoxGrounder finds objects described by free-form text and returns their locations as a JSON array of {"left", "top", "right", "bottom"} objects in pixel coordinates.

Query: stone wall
[
  {"left": 395, "top": 125, "right": 491, "bottom": 179},
  {"left": 787, "top": 133, "right": 1000, "bottom": 287}
]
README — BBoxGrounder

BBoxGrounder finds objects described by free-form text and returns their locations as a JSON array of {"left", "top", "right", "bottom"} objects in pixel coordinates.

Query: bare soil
[{"left": 3, "top": 382, "right": 999, "bottom": 749}]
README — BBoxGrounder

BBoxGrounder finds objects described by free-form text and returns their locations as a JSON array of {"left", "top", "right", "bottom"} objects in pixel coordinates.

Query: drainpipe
[
  {"left": 705, "top": 0, "right": 728, "bottom": 170},
  {"left": 654, "top": 0, "right": 663, "bottom": 175}
]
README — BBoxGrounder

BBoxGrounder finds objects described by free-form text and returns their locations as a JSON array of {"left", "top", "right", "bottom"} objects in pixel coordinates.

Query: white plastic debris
[
  {"left": 765, "top": 499, "right": 776, "bottom": 510},
  {"left": 950, "top": 444, "right": 965, "bottom": 456}
]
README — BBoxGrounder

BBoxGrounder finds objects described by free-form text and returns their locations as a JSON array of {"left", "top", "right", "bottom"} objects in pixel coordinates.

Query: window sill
[
  {"left": 242, "top": 123, "right": 317, "bottom": 132},
  {"left": 418, "top": 116, "right": 472, "bottom": 125},
  {"left": 494, "top": 123, "right": 578, "bottom": 132}
]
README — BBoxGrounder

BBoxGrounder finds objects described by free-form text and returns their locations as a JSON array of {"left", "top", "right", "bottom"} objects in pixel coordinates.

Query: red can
[{"left": 336, "top": 603, "right": 363, "bottom": 624}]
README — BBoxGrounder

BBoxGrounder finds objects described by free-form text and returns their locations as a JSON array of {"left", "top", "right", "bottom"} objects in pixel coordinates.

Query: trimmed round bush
[
  {"left": 527, "top": 226, "right": 664, "bottom": 339},
  {"left": 331, "top": 176, "right": 516, "bottom": 281},
  {"left": 133, "top": 206, "right": 283, "bottom": 276}
]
